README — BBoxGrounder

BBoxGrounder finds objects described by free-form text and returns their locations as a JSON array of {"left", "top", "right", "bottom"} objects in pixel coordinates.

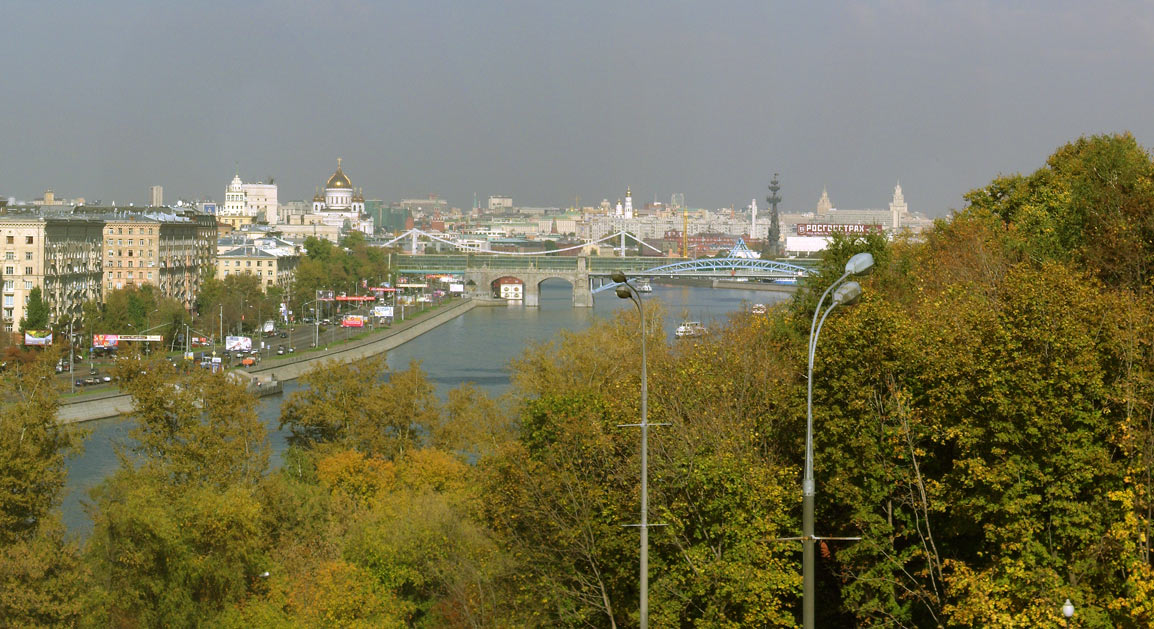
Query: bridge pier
[
  {"left": 524, "top": 282, "right": 540, "bottom": 307},
  {"left": 573, "top": 281, "right": 593, "bottom": 308}
]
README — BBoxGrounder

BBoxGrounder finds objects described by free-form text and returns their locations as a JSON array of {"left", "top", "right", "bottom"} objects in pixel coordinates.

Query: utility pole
[{"left": 69, "top": 320, "right": 74, "bottom": 394}]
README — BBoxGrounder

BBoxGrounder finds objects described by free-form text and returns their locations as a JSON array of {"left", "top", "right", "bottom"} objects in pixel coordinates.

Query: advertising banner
[
  {"left": 796, "top": 223, "right": 885, "bottom": 237},
  {"left": 449, "top": 283, "right": 464, "bottom": 293},
  {"left": 334, "top": 295, "right": 375, "bottom": 302},
  {"left": 372, "top": 306, "right": 394, "bottom": 318},
  {"left": 93, "top": 334, "right": 119, "bottom": 348},
  {"left": 225, "top": 336, "right": 253, "bottom": 351},
  {"left": 118, "top": 334, "right": 163, "bottom": 342},
  {"left": 341, "top": 315, "right": 365, "bottom": 328},
  {"left": 24, "top": 330, "right": 52, "bottom": 346}
]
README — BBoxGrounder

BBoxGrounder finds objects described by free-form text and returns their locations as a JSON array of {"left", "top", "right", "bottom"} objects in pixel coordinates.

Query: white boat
[
  {"left": 751, "top": 303, "right": 767, "bottom": 315},
  {"left": 675, "top": 321, "right": 708, "bottom": 339},
  {"left": 636, "top": 278, "right": 653, "bottom": 293}
]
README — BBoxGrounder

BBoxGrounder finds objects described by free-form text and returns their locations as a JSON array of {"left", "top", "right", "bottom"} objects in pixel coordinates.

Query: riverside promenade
[{"left": 55, "top": 298, "right": 477, "bottom": 424}]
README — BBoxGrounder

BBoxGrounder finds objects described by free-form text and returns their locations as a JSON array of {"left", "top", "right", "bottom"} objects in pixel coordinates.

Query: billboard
[
  {"left": 24, "top": 330, "right": 52, "bottom": 346},
  {"left": 372, "top": 306, "right": 394, "bottom": 318},
  {"left": 796, "top": 223, "right": 884, "bottom": 237},
  {"left": 341, "top": 315, "right": 365, "bottom": 328},
  {"left": 93, "top": 334, "right": 120, "bottom": 348},
  {"left": 225, "top": 336, "right": 252, "bottom": 351},
  {"left": 449, "top": 283, "right": 464, "bottom": 293}
]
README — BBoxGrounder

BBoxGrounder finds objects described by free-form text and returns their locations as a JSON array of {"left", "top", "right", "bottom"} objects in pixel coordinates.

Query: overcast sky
[{"left": 2, "top": 1, "right": 1152, "bottom": 215}]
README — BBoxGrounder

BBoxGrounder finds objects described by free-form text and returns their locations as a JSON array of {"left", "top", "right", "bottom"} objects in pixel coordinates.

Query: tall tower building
[
  {"left": 889, "top": 182, "right": 908, "bottom": 230},
  {"left": 149, "top": 185, "right": 163, "bottom": 207},
  {"left": 624, "top": 186, "right": 634, "bottom": 219},
  {"left": 816, "top": 187, "right": 833, "bottom": 216},
  {"left": 749, "top": 198, "right": 758, "bottom": 237}
]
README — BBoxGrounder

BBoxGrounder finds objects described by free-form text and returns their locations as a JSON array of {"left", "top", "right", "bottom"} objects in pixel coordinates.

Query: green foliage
[
  {"left": 18, "top": 286, "right": 49, "bottom": 332},
  {"left": 0, "top": 519, "right": 88, "bottom": 628},
  {"left": 195, "top": 273, "right": 277, "bottom": 337},
  {"left": 116, "top": 356, "right": 268, "bottom": 488},
  {"left": 86, "top": 477, "right": 270, "bottom": 627},
  {"left": 0, "top": 356, "right": 75, "bottom": 542},
  {"left": 280, "top": 356, "right": 438, "bottom": 460}
]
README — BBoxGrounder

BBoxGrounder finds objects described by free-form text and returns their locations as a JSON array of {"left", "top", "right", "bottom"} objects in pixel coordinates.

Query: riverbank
[{"left": 55, "top": 298, "right": 477, "bottom": 424}]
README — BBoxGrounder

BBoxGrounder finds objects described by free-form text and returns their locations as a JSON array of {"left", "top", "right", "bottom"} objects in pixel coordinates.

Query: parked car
[{"left": 278, "top": 331, "right": 288, "bottom": 338}]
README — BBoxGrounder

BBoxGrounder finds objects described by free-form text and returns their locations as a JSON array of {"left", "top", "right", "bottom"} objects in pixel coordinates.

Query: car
[
  {"left": 85, "top": 377, "right": 100, "bottom": 385},
  {"left": 101, "top": 375, "right": 111, "bottom": 383},
  {"left": 276, "top": 348, "right": 284, "bottom": 355},
  {"left": 321, "top": 319, "right": 331, "bottom": 326},
  {"left": 89, "top": 367, "right": 97, "bottom": 375},
  {"left": 288, "top": 347, "right": 295, "bottom": 353},
  {"left": 74, "top": 379, "right": 86, "bottom": 387},
  {"left": 278, "top": 331, "right": 288, "bottom": 338}
]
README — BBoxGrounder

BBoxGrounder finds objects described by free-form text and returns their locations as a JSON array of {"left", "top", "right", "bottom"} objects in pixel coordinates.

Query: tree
[
  {"left": 19, "top": 286, "right": 49, "bottom": 332},
  {"left": 280, "top": 356, "right": 438, "bottom": 460},
  {"left": 0, "top": 353, "right": 75, "bottom": 542}
]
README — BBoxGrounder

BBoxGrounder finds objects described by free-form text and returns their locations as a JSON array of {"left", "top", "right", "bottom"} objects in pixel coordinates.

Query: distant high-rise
[
  {"left": 149, "top": 185, "right": 163, "bottom": 207},
  {"left": 671, "top": 193, "right": 685, "bottom": 210},
  {"left": 889, "top": 182, "right": 908, "bottom": 230}
]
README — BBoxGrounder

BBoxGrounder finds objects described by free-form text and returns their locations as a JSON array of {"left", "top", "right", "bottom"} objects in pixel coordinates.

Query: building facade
[
  {"left": 1, "top": 214, "right": 104, "bottom": 331},
  {"left": 99, "top": 211, "right": 207, "bottom": 309},
  {"left": 215, "top": 244, "right": 298, "bottom": 291}
]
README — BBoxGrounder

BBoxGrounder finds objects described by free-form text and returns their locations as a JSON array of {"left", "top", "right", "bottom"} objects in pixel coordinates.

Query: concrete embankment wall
[{"left": 56, "top": 299, "right": 477, "bottom": 425}]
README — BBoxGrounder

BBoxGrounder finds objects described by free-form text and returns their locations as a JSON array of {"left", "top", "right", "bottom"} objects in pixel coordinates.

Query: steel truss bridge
[{"left": 384, "top": 230, "right": 812, "bottom": 306}]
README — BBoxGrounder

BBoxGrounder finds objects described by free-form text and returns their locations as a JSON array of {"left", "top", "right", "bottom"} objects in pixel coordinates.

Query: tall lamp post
[
  {"left": 801, "top": 252, "right": 874, "bottom": 629},
  {"left": 611, "top": 270, "right": 665, "bottom": 629}
]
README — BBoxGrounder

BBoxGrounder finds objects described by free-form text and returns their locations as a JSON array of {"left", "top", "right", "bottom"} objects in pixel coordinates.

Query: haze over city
[{"left": 3, "top": 1, "right": 1153, "bottom": 213}]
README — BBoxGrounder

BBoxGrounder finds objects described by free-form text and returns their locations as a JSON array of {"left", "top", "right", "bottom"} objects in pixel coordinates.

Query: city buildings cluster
[{"left": 0, "top": 161, "right": 933, "bottom": 334}]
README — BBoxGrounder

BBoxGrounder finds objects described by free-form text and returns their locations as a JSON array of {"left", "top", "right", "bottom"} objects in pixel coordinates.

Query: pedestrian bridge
[{"left": 393, "top": 253, "right": 813, "bottom": 307}]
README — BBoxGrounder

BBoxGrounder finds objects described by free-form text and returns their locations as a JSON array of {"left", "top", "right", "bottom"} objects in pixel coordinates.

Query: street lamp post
[
  {"left": 611, "top": 270, "right": 666, "bottom": 629},
  {"left": 801, "top": 252, "right": 873, "bottom": 629},
  {"left": 1062, "top": 598, "right": 1075, "bottom": 627}
]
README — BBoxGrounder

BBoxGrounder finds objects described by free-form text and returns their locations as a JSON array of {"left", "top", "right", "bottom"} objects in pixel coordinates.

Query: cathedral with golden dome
[{"left": 300, "top": 158, "right": 372, "bottom": 235}]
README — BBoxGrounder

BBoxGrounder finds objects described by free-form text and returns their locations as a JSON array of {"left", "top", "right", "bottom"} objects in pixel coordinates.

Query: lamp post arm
[
  {"left": 809, "top": 271, "right": 850, "bottom": 357},
  {"left": 807, "top": 300, "right": 841, "bottom": 485}
]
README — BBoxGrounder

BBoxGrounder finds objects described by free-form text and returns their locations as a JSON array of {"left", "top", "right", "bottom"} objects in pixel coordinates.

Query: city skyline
[{"left": 3, "top": 2, "right": 1153, "bottom": 215}]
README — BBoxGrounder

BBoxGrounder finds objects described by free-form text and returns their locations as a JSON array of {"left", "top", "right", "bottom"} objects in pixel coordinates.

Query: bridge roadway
[{"left": 393, "top": 254, "right": 812, "bottom": 308}]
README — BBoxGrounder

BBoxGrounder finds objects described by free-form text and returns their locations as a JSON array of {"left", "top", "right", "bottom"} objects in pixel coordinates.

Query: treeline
[{"left": 4, "top": 133, "right": 1154, "bottom": 627}]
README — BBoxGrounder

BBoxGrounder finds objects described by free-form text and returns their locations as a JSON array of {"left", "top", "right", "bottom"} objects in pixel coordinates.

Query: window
[
  {"left": 24, "top": 267, "right": 32, "bottom": 275},
  {"left": 128, "top": 228, "right": 133, "bottom": 235},
  {"left": 127, "top": 272, "right": 133, "bottom": 279},
  {"left": 127, "top": 239, "right": 133, "bottom": 245},
  {"left": 24, "top": 251, "right": 32, "bottom": 260},
  {"left": 25, "top": 236, "right": 32, "bottom": 244},
  {"left": 23, "top": 281, "right": 31, "bottom": 289},
  {"left": 4, "top": 236, "right": 11, "bottom": 244},
  {"left": 267, "top": 270, "right": 273, "bottom": 277},
  {"left": 3, "top": 266, "right": 12, "bottom": 275},
  {"left": 3, "top": 296, "right": 11, "bottom": 307},
  {"left": 128, "top": 261, "right": 133, "bottom": 268},
  {"left": 256, "top": 260, "right": 262, "bottom": 267},
  {"left": 246, "top": 260, "right": 251, "bottom": 267},
  {"left": 116, "top": 272, "right": 121, "bottom": 278},
  {"left": 117, "top": 228, "right": 122, "bottom": 235},
  {"left": 147, "top": 272, "right": 152, "bottom": 279},
  {"left": 2, "top": 280, "right": 11, "bottom": 290},
  {"left": 4, "top": 252, "right": 11, "bottom": 260}
]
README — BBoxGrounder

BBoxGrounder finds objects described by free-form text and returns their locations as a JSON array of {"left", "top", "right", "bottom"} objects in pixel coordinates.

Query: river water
[{"left": 61, "top": 281, "right": 790, "bottom": 535}]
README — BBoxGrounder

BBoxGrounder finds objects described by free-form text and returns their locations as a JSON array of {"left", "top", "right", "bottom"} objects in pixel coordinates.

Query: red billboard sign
[{"left": 796, "top": 223, "right": 885, "bottom": 237}]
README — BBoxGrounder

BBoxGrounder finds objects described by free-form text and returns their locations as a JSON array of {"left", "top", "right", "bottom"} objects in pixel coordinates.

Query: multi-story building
[
  {"left": 243, "top": 182, "right": 278, "bottom": 225},
  {"left": 0, "top": 213, "right": 104, "bottom": 331},
  {"left": 215, "top": 243, "right": 298, "bottom": 292},
  {"left": 98, "top": 210, "right": 208, "bottom": 309},
  {"left": 150, "top": 185, "right": 164, "bottom": 207}
]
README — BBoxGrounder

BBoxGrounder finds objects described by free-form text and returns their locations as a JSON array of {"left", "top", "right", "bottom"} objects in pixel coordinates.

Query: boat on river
[
  {"left": 751, "top": 303, "right": 767, "bottom": 315},
  {"left": 675, "top": 321, "right": 708, "bottom": 339},
  {"left": 636, "top": 278, "right": 652, "bottom": 293}
]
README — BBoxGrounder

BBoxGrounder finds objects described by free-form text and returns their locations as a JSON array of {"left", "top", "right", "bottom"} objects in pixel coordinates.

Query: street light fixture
[
  {"left": 611, "top": 270, "right": 666, "bottom": 629},
  {"left": 800, "top": 252, "right": 873, "bottom": 629},
  {"left": 1062, "top": 598, "right": 1075, "bottom": 626}
]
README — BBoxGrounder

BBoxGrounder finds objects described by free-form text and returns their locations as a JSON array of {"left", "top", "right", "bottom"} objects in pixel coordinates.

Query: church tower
[
  {"left": 816, "top": 187, "right": 833, "bottom": 216},
  {"left": 889, "top": 182, "right": 907, "bottom": 231},
  {"left": 624, "top": 186, "right": 634, "bottom": 219}
]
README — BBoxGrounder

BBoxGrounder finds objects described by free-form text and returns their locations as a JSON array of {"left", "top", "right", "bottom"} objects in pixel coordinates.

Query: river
[{"left": 61, "top": 281, "right": 790, "bottom": 535}]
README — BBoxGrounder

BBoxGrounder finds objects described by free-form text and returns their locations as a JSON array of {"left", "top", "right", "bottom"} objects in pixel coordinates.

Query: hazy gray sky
[{"left": 3, "top": 1, "right": 1152, "bottom": 216}]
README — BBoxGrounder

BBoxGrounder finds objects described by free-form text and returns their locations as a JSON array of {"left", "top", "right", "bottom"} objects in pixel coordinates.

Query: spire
[{"left": 816, "top": 187, "right": 832, "bottom": 215}]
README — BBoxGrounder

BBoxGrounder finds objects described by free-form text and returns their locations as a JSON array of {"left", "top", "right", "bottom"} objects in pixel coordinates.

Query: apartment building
[
  {"left": 0, "top": 214, "right": 104, "bottom": 331},
  {"left": 99, "top": 211, "right": 207, "bottom": 309},
  {"left": 215, "top": 244, "right": 298, "bottom": 291}
]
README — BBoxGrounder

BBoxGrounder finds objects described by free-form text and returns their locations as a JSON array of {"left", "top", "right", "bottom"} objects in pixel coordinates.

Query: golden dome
[{"left": 326, "top": 158, "right": 352, "bottom": 189}]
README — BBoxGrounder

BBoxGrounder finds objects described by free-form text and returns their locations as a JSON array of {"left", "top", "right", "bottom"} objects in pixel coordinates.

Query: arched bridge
[{"left": 392, "top": 254, "right": 813, "bottom": 307}]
